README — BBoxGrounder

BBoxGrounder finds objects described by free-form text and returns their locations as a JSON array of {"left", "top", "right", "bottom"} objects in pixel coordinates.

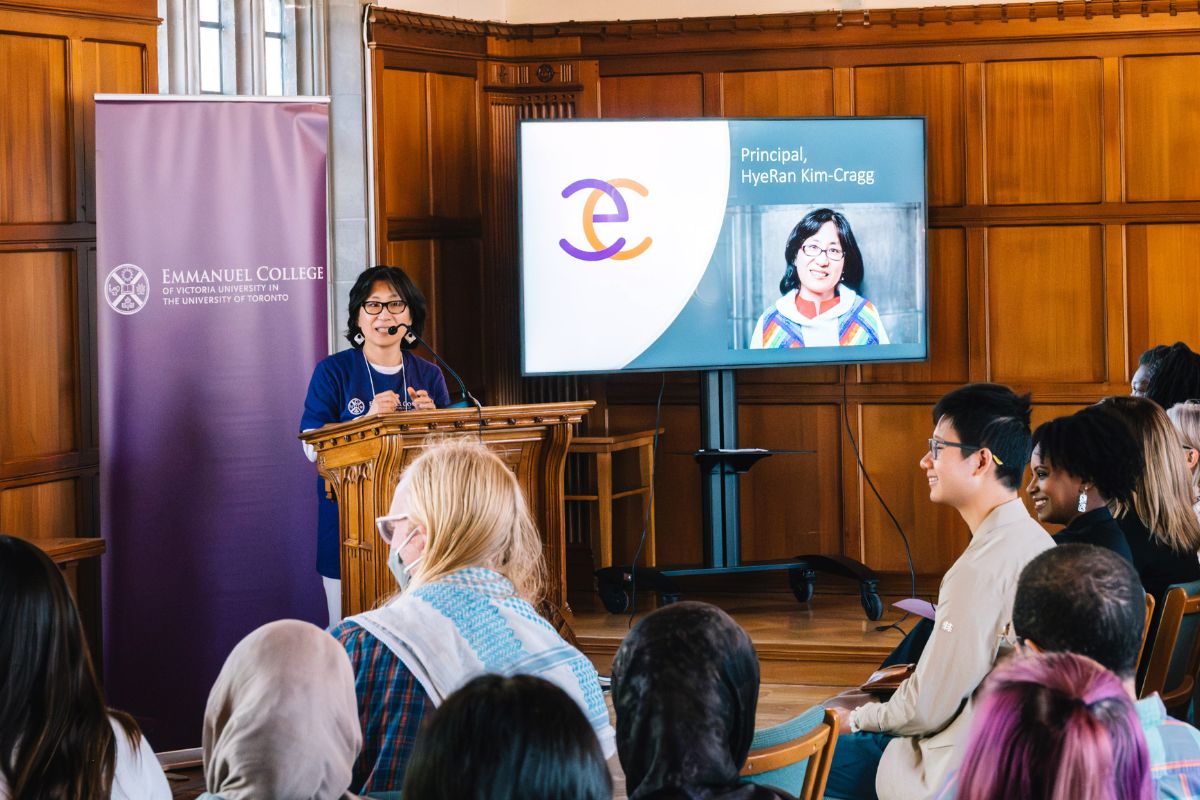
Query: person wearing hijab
[
  {"left": 199, "top": 619, "right": 364, "bottom": 800},
  {"left": 611, "top": 601, "right": 796, "bottom": 800}
]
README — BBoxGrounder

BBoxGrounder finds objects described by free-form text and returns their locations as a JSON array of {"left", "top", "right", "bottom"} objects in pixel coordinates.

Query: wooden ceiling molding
[
  {"left": 0, "top": 0, "right": 158, "bottom": 24},
  {"left": 369, "top": 0, "right": 1200, "bottom": 59}
]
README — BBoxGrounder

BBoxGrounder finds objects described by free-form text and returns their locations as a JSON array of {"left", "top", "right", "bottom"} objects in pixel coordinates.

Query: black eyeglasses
[
  {"left": 362, "top": 300, "right": 408, "bottom": 315},
  {"left": 928, "top": 437, "right": 1004, "bottom": 465},
  {"left": 800, "top": 242, "right": 845, "bottom": 262}
]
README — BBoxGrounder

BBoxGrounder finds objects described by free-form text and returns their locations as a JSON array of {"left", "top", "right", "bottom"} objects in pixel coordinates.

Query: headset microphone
[{"left": 386, "top": 324, "right": 417, "bottom": 345}]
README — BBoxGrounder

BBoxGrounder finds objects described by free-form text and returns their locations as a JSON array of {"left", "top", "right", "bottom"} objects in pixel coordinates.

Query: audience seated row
[
  {"left": 6, "top": 345, "right": 1200, "bottom": 800},
  {"left": 824, "top": 363, "right": 1200, "bottom": 799},
  {"left": 941, "top": 544, "right": 1200, "bottom": 798}
]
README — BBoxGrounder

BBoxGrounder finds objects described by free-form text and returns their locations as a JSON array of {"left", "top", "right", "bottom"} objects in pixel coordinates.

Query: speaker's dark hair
[{"left": 345, "top": 265, "right": 428, "bottom": 349}]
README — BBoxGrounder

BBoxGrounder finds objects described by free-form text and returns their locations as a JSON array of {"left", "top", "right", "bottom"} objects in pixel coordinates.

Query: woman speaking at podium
[{"left": 301, "top": 266, "right": 450, "bottom": 626}]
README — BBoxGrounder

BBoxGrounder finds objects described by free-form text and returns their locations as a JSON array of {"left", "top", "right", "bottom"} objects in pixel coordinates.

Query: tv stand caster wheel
[
  {"left": 861, "top": 580, "right": 884, "bottom": 621},
  {"left": 789, "top": 567, "right": 816, "bottom": 605},
  {"left": 598, "top": 576, "right": 630, "bottom": 614}
]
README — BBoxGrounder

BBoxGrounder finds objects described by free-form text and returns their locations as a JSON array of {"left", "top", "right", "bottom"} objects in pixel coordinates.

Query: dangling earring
[
  {"left": 353, "top": 331, "right": 365, "bottom": 346},
  {"left": 1076, "top": 486, "right": 1089, "bottom": 513}
]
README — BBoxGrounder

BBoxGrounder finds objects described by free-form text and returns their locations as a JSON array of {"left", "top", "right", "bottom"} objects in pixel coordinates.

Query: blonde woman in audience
[
  {"left": 1096, "top": 396, "right": 1200, "bottom": 603},
  {"left": 331, "top": 438, "right": 614, "bottom": 796},
  {"left": 1167, "top": 400, "right": 1200, "bottom": 521},
  {"left": 0, "top": 535, "right": 171, "bottom": 800},
  {"left": 199, "top": 619, "right": 366, "bottom": 800}
]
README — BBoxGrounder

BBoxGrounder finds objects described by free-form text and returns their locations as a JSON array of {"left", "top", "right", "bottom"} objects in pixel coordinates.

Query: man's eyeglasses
[
  {"left": 362, "top": 300, "right": 408, "bottom": 316},
  {"left": 928, "top": 437, "right": 1004, "bottom": 466}
]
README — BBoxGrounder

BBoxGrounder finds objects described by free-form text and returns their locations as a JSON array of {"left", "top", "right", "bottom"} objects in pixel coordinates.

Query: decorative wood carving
[{"left": 300, "top": 402, "right": 594, "bottom": 616}]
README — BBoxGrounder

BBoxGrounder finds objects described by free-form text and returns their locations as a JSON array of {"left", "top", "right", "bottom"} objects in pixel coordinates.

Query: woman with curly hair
[{"left": 1027, "top": 406, "right": 1144, "bottom": 561}]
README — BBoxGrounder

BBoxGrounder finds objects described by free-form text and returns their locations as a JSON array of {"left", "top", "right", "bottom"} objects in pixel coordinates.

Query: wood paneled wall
[
  {"left": 0, "top": 3, "right": 157, "bottom": 544},
  {"left": 370, "top": 3, "right": 1200, "bottom": 587}
]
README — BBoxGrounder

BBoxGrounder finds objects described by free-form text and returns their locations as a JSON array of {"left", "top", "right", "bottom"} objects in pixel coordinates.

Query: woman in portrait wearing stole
[{"left": 751, "top": 207, "right": 890, "bottom": 349}]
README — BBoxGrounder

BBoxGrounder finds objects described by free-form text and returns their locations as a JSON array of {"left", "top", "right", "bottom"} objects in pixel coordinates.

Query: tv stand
[{"left": 594, "top": 369, "right": 883, "bottom": 620}]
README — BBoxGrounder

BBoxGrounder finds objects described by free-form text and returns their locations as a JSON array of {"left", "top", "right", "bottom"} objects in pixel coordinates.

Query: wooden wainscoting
[
  {"left": 0, "top": 2, "right": 157, "bottom": 547},
  {"left": 368, "top": 1, "right": 1200, "bottom": 588}
]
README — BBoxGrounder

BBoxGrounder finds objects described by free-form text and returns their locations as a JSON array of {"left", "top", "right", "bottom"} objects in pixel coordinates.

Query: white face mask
[{"left": 387, "top": 528, "right": 423, "bottom": 591}]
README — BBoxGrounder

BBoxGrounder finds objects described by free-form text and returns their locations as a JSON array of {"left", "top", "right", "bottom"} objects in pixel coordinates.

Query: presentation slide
[{"left": 519, "top": 118, "right": 927, "bottom": 375}]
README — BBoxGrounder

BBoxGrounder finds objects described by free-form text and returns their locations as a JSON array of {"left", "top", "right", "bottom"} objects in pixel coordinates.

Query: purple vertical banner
[{"left": 96, "top": 98, "right": 329, "bottom": 748}]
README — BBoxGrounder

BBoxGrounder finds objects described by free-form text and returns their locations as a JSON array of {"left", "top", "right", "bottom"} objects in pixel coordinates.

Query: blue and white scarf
[{"left": 349, "top": 567, "right": 615, "bottom": 757}]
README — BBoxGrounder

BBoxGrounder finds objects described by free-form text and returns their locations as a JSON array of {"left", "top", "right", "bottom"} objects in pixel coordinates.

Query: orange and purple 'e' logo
[{"left": 558, "top": 178, "right": 652, "bottom": 262}]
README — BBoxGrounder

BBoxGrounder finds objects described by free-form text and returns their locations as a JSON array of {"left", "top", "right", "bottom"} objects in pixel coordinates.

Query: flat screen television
[{"left": 518, "top": 117, "right": 927, "bottom": 375}]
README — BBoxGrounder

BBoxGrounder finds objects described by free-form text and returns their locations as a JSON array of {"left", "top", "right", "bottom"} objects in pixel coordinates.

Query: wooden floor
[
  {"left": 572, "top": 591, "right": 911, "bottom": 694},
  {"left": 169, "top": 592, "right": 908, "bottom": 799}
]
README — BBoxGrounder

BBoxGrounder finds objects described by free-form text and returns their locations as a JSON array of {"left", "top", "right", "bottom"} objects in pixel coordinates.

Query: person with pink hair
[{"left": 948, "top": 651, "right": 1152, "bottom": 800}]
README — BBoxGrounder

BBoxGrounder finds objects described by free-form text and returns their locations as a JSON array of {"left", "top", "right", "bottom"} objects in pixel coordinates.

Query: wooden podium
[{"left": 299, "top": 402, "right": 593, "bottom": 616}]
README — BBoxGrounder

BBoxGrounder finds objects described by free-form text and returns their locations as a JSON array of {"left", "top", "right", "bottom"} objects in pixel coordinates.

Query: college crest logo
[
  {"left": 347, "top": 397, "right": 366, "bottom": 416},
  {"left": 104, "top": 264, "right": 150, "bottom": 315}
]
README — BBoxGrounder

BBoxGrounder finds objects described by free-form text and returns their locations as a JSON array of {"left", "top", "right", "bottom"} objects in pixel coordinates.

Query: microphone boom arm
[{"left": 388, "top": 324, "right": 481, "bottom": 411}]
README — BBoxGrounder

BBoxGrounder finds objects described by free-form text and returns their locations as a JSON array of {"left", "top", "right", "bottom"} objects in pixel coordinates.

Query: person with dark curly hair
[
  {"left": 1145, "top": 341, "right": 1200, "bottom": 411},
  {"left": 1132, "top": 344, "right": 1171, "bottom": 397},
  {"left": 1027, "top": 407, "right": 1144, "bottom": 561},
  {"left": 750, "top": 208, "right": 889, "bottom": 348}
]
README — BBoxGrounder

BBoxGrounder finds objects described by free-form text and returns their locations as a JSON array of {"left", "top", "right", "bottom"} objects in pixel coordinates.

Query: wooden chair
[
  {"left": 1136, "top": 592, "right": 1156, "bottom": 670},
  {"left": 537, "top": 600, "right": 580, "bottom": 648},
  {"left": 740, "top": 706, "right": 841, "bottom": 800},
  {"left": 1139, "top": 579, "right": 1200, "bottom": 718}
]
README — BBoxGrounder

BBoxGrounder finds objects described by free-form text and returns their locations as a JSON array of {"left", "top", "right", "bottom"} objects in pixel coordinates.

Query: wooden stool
[{"left": 566, "top": 429, "right": 662, "bottom": 569}]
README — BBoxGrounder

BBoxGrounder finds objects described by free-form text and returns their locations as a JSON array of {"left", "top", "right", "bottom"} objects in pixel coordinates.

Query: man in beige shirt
[{"left": 824, "top": 383, "right": 1055, "bottom": 800}]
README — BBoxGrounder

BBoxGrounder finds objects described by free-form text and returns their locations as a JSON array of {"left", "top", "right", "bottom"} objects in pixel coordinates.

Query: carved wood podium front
[{"left": 299, "top": 402, "right": 593, "bottom": 616}]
